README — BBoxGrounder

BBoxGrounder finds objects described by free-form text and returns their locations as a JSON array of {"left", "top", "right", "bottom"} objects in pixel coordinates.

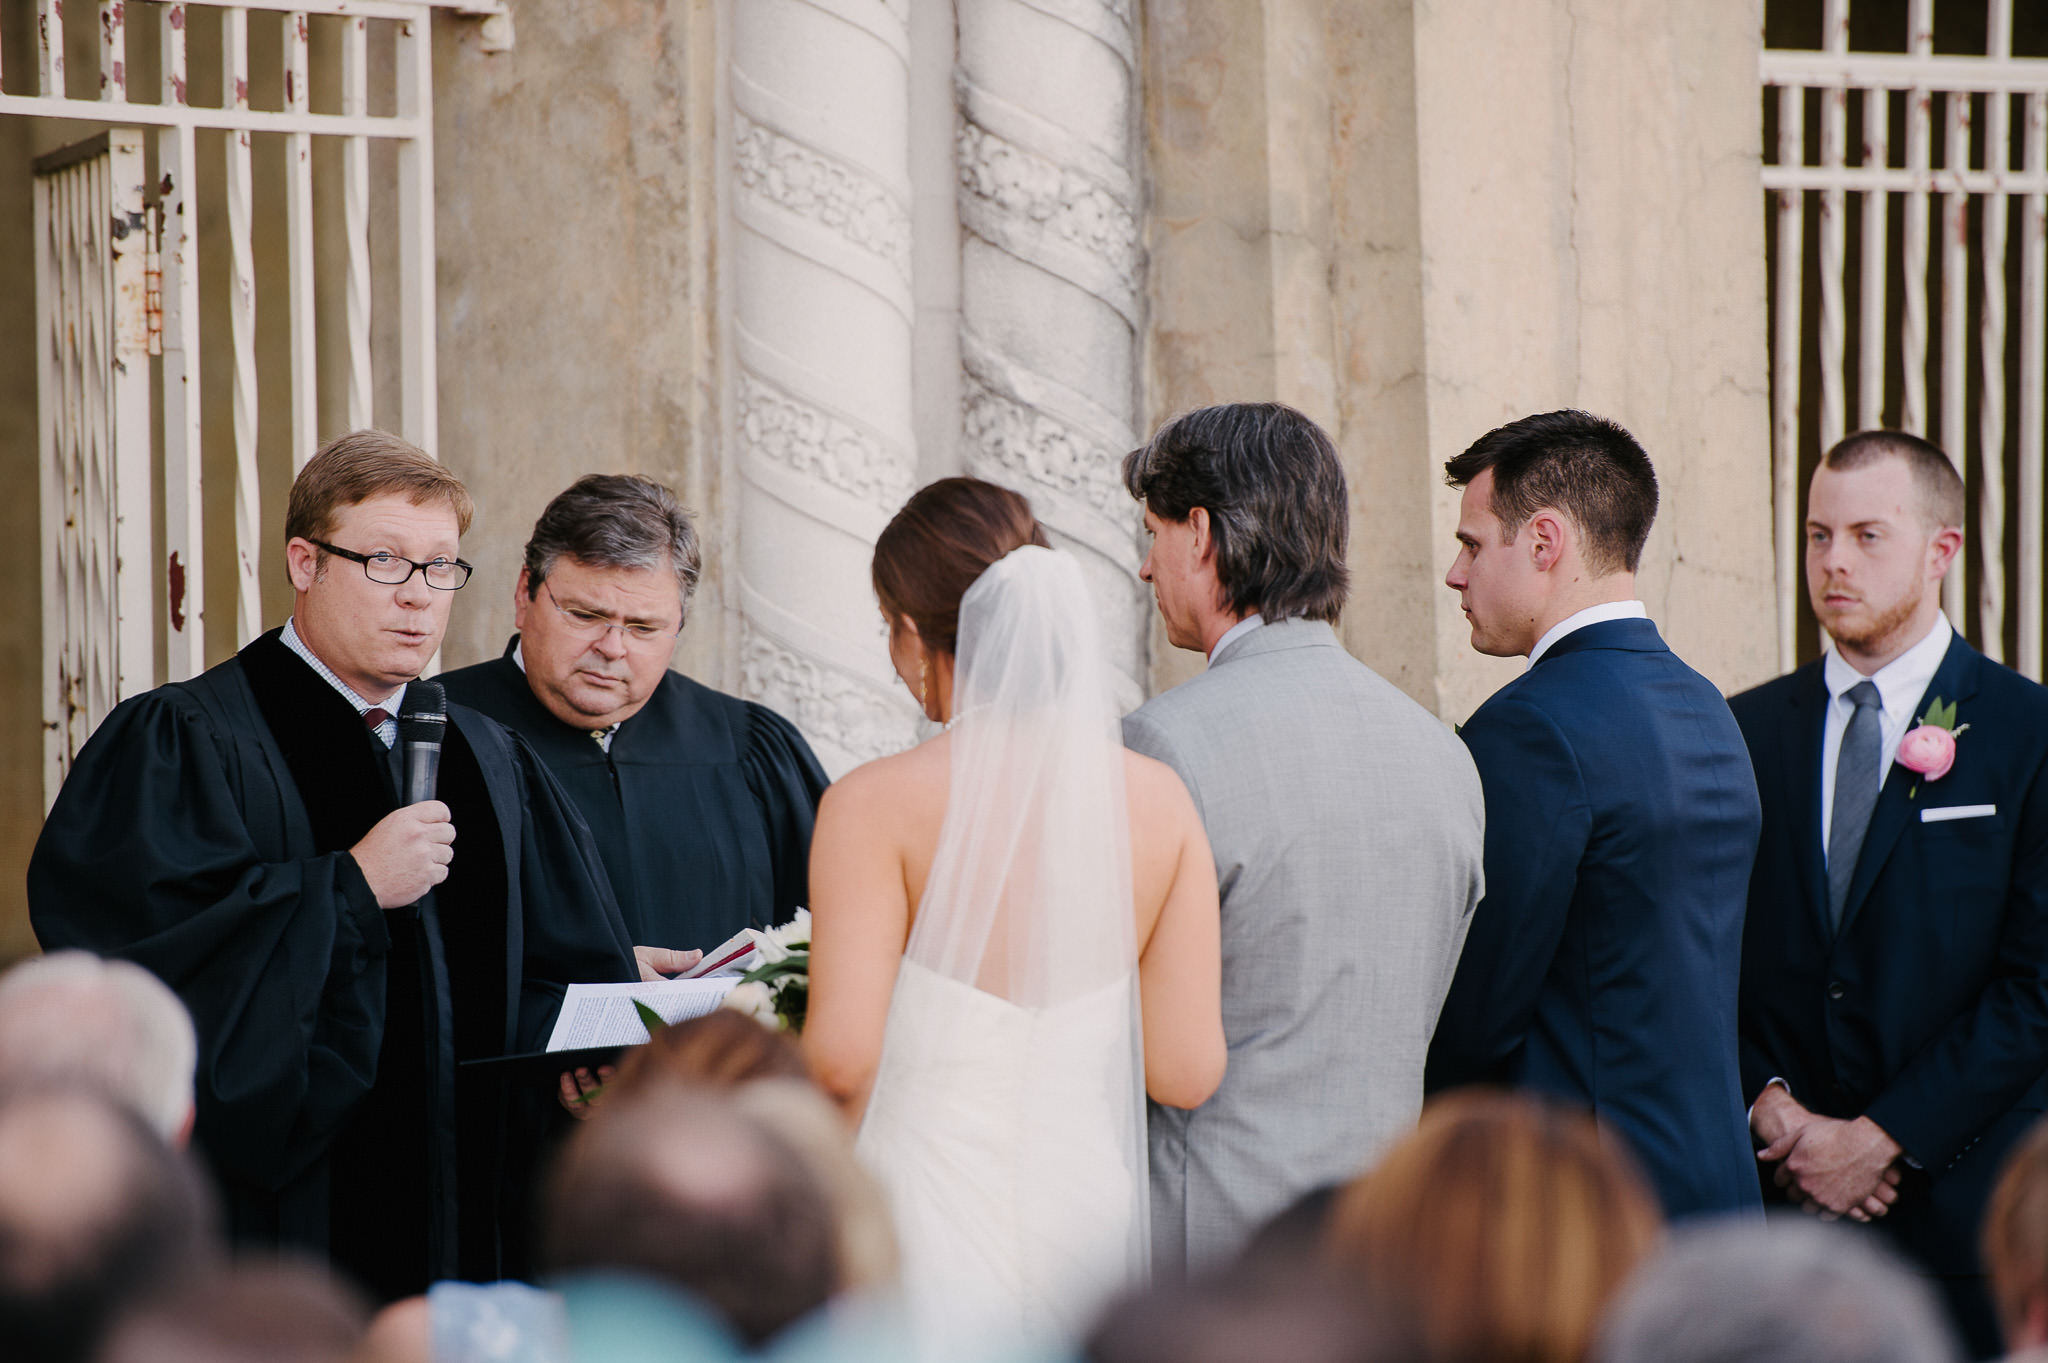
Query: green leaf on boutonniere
[
  {"left": 633, "top": 999, "right": 667, "bottom": 1037},
  {"left": 1919, "top": 696, "right": 1960, "bottom": 731}
]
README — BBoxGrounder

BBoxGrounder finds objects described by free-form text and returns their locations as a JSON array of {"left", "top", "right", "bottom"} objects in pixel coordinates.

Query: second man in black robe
[{"left": 440, "top": 474, "right": 828, "bottom": 973}]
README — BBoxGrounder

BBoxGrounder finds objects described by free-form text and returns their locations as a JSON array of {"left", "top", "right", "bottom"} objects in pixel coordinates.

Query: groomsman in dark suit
[
  {"left": 1732, "top": 430, "right": 2048, "bottom": 1356},
  {"left": 1425, "top": 410, "right": 1763, "bottom": 1220}
]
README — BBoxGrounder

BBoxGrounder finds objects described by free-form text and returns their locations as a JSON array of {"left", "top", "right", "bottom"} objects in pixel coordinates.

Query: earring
[{"left": 918, "top": 655, "right": 929, "bottom": 711}]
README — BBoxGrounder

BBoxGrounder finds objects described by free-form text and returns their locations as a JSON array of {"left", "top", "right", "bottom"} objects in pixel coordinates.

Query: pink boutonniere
[{"left": 1897, "top": 696, "right": 1968, "bottom": 797}]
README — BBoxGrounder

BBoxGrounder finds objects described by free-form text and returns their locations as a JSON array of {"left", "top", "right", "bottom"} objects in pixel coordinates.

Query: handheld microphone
[{"left": 399, "top": 680, "right": 447, "bottom": 806}]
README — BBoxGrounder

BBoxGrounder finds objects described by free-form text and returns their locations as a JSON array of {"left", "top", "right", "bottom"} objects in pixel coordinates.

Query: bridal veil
[{"left": 855, "top": 544, "right": 1148, "bottom": 1355}]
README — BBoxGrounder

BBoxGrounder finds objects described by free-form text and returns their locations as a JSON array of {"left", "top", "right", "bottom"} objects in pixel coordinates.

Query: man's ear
[
  {"left": 1189, "top": 507, "right": 1216, "bottom": 564},
  {"left": 1527, "top": 510, "right": 1568, "bottom": 573},
  {"left": 513, "top": 567, "right": 533, "bottom": 631},
  {"left": 285, "top": 537, "right": 319, "bottom": 593},
  {"left": 1928, "top": 524, "right": 1965, "bottom": 582}
]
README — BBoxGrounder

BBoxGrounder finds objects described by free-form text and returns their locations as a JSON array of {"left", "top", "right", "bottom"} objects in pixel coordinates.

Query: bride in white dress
[{"left": 803, "top": 478, "right": 1224, "bottom": 1359}]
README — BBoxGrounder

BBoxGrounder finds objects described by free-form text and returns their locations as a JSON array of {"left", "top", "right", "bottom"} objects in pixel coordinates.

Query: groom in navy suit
[
  {"left": 1733, "top": 431, "right": 2048, "bottom": 1357},
  {"left": 1425, "top": 410, "right": 1762, "bottom": 1219}
]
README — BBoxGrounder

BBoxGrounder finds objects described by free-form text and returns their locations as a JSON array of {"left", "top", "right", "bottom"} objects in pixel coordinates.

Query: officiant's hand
[
  {"left": 351, "top": 802, "right": 456, "bottom": 908},
  {"left": 557, "top": 1065, "right": 615, "bottom": 1120},
  {"left": 634, "top": 946, "right": 704, "bottom": 981}
]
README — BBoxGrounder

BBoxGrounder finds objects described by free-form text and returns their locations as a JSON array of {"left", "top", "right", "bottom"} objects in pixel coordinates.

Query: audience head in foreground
[
  {"left": 0, "top": 952, "right": 197, "bottom": 1145},
  {"left": 1086, "top": 1264, "right": 1414, "bottom": 1363},
  {"left": 0, "top": 1087, "right": 217, "bottom": 1363},
  {"left": 1984, "top": 1113, "right": 2048, "bottom": 1355},
  {"left": 1442, "top": 409, "right": 1659, "bottom": 659},
  {"left": 1121, "top": 402, "right": 1350, "bottom": 656},
  {"left": 542, "top": 1084, "right": 837, "bottom": 1347},
  {"left": 1596, "top": 1217, "right": 1959, "bottom": 1363},
  {"left": 96, "top": 1259, "right": 367, "bottom": 1363},
  {"left": 1326, "top": 1090, "right": 1661, "bottom": 1363}
]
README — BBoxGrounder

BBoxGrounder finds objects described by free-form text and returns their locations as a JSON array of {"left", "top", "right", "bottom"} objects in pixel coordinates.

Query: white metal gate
[
  {"left": 1764, "top": 0, "right": 2048, "bottom": 675},
  {"left": 2, "top": 1, "right": 502, "bottom": 805}
]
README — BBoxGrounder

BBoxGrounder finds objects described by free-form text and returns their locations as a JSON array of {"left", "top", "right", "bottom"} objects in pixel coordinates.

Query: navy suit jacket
[
  {"left": 1732, "top": 635, "right": 2048, "bottom": 1274},
  {"left": 1426, "top": 618, "right": 1763, "bottom": 1218}
]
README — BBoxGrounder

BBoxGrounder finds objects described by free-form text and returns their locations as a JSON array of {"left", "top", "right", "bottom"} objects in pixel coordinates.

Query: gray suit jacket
[{"left": 1124, "top": 619, "right": 1484, "bottom": 1275}]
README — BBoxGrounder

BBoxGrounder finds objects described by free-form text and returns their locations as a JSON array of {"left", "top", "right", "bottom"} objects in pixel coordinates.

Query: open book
[
  {"left": 543, "top": 977, "right": 740, "bottom": 1051},
  {"left": 675, "top": 926, "right": 781, "bottom": 981}
]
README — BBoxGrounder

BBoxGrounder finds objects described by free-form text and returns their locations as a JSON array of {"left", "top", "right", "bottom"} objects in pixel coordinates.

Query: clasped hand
[{"left": 1752, "top": 1086, "right": 1903, "bottom": 1222}]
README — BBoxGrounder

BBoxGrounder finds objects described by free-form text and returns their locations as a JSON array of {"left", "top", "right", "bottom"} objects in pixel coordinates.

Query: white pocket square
[{"left": 1921, "top": 804, "right": 1996, "bottom": 823}]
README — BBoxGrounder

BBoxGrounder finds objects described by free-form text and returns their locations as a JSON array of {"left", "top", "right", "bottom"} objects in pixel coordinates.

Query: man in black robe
[
  {"left": 439, "top": 474, "right": 827, "bottom": 974},
  {"left": 27, "top": 432, "right": 635, "bottom": 1300}
]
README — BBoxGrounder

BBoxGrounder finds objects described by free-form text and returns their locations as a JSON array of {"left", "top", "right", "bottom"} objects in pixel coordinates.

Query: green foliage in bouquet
[
  {"left": 633, "top": 999, "right": 668, "bottom": 1037},
  {"left": 738, "top": 948, "right": 810, "bottom": 1033}
]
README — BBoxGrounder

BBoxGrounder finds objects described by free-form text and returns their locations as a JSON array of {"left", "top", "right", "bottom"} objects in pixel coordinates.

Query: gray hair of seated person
[
  {"left": 521, "top": 474, "right": 702, "bottom": 617},
  {"left": 541, "top": 1085, "right": 836, "bottom": 1346},
  {"left": 0, "top": 953, "right": 197, "bottom": 1141},
  {"left": 1593, "top": 1216, "right": 1961, "bottom": 1363}
]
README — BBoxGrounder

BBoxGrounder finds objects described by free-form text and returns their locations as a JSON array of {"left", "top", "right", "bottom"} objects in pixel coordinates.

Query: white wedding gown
[{"left": 853, "top": 546, "right": 1148, "bottom": 1360}]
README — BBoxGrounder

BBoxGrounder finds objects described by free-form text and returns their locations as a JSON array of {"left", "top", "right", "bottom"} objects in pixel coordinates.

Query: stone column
[
  {"left": 729, "top": 0, "right": 923, "bottom": 775},
  {"left": 955, "top": 0, "right": 1150, "bottom": 705}
]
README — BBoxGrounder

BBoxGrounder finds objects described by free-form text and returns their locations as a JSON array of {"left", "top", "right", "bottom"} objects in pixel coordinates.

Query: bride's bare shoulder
[
  {"left": 817, "top": 735, "right": 949, "bottom": 828},
  {"left": 1121, "top": 749, "right": 1200, "bottom": 834}
]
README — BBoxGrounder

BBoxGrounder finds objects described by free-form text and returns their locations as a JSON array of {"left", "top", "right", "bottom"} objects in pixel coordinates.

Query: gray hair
[
  {"left": 521, "top": 474, "right": 702, "bottom": 618},
  {"left": 0, "top": 953, "right": 197, "bottom": 1142},
  {"left": 1594, "top": 1216, "right": 1961, "bottom": 1363}
]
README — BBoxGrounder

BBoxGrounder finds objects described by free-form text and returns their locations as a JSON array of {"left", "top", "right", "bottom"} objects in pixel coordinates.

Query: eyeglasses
[
  {"left": 310, "top": 540, "right": 473, "bottom": 590},
  {"left": 541, "top": 580, "right": 681, "bottom": 645}
]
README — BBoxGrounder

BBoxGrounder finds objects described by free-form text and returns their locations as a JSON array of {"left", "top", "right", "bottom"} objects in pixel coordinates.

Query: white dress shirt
[
  {"left": 281, "top": 617, "right": 404, "bottom": 749},
  {"left": 1208, "top": 613, "right": 1265, "bottom": 665},
  {"left": 1819, "top": 612, "right": 1954, "bottom": 857},
  {"left": 1526, "top": 600, "right": 1649, "bottom": 667}
]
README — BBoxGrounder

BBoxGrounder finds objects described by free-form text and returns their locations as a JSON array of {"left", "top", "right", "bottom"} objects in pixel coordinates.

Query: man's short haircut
[
  {"left": 1121, "top": 403, "right": 1351, "bottom": 624},
  {"left": 522, "top": 474, "right": 702, "bottom": 619},
  {"left": 1984, "top": 1113, "right": 2048, "bottom": 1344},
  {"left": 283, "top": 429, "right": 475, "bottom": 549},
  {"left": 1822, "top": 430, "right": 1966, "bottom": 530},
  {"left": 542, "top": 1086, "right": 835, "bottom": 1346},
  {"left": 0, "top": 1088, "right": 219, "bottom": 1363},
  {"left": 1444, "top": 410, "right": 1660, "bottom": 576},
  {"left": 0, "top": 953, "right": 196, "bottom": 1141},
  {"left": 1594, "top": 1218, "right": 1960, "bottom": 1363}
]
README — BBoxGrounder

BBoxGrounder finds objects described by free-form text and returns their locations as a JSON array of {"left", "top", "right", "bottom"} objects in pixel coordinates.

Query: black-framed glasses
[
  {"left": 541, "top": 580, "right": 682, "bottom": 645},
  {"left": 310, "top": 539, "right": 473, "bottom": 590}
]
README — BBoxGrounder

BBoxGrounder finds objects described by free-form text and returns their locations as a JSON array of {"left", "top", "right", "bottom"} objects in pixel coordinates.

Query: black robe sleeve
[
  {"left": 27, "top": 690, "right": 389, "bottom": 1193},
  {"left": 739, "top": 701, "right": 830, "bottom": 922}
]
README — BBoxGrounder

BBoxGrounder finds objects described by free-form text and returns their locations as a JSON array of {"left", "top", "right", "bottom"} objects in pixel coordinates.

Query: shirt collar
[
  {"left": 1527, "top": 600, "right": 1649, "bottom": 667},
  {"left": 1208, "top": 613, "right": 1265, "bottom": 665},
  {"left": 280, "top": 617, "right": 405, "bottom": 717},
  {"left": 1822, "top": 612, "right": 1954, "bottom": 717}
]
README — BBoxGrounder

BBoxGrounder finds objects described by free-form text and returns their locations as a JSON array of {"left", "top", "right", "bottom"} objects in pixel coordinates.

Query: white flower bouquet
[{"left": 719, "top": 907, "right": 810, "bottom": 1033}]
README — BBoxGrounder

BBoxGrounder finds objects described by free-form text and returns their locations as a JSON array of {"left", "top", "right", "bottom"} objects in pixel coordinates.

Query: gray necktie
[{"left": 1827, "top": 680, "right": 1884, "bottom": 929}]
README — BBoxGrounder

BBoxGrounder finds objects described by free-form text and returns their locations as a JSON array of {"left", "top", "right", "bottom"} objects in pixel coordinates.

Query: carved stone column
[
  {"left": 729, "top": 0, "right": 923, "bottom": 774},
  {"left": 955, "top": 0, "right": 1149, "bottom": 704}
]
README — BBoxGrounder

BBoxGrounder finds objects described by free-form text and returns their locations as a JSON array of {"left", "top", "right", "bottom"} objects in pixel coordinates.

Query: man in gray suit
[{"left": 1121, "top": 403, "right": 1486, "bottom": 1276}]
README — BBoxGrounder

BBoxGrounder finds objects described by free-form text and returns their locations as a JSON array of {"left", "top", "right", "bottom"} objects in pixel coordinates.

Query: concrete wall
[
  {"left": 1145, "top": 0, "right": 1778, "bottom": 718},
  {"left": 431, "top": 1, "right": 724, "bottom": 682}
]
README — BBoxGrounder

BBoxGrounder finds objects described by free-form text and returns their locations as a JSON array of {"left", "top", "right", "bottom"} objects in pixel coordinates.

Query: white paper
[{"left": 544, "top": 977, "right": 741, "bottom": 1052}]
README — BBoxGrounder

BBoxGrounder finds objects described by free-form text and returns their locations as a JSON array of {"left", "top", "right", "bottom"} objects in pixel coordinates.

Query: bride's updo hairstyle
[{"left": 872, "top": 477, "right": 1050, "bottom": 654}]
